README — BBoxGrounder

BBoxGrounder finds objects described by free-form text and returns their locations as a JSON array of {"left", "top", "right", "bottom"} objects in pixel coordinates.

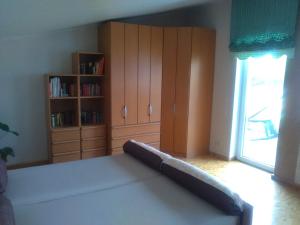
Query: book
[
  {"left": 81, "top": 111, "right": 103, "bottom": 125},
  {"left": 49, "top": 77, "right": 76, "bottom": 97},
  {"left": 51, "top": 111, "right": 75, "bottom": 128},
  {"left": 80, "top": 83, "right": 101, "bottom": 96}
]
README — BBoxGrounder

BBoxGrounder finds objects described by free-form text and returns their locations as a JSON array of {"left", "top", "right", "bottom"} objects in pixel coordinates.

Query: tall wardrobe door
[
  {"left": 173, "top": 27, "right": 192, "bottom": 155},
  {"left": 150, "top": 26, "right": 163, "bottom": 123},
  {"left": 110, "top": 22, "right": 125, "bottom": 126},
  {"left": 160, "top": 27, "right": 177, "bottom": 153},
  {"left": 124, "top": 24, "right": 138, "bottom": 125},
  {"left": 186, "top": 28, "right": 215, "bottom": 155},
  {"left": 138, "top": 25, "right": 151, "bottom": 124}
]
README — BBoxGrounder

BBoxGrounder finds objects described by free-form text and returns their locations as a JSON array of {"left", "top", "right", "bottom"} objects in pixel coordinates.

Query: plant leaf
[
  {"left": 0, "top": 122, "right": 19, "bottom": 136},
  {"left": 0, "top": 147, "right": 15, "bottom": 162}
]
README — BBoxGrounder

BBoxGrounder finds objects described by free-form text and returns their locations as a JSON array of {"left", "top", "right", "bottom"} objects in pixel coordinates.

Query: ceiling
[{"left": 0, "top": 0, "right": 213, "bottom": 39}]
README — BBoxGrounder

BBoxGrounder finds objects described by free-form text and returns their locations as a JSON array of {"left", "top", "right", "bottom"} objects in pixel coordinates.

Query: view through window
[{"left": 236, "top": 55, "right": 287, "bottom": 171}]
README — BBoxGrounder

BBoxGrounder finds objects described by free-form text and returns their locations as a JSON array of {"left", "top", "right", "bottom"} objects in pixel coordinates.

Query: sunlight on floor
[{"left": 185, "top": 155, "right": 300, "bottom": 225}]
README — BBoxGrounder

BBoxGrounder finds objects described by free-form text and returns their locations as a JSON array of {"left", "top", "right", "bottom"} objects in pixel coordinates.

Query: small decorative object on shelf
[{"left": 73, "top": 52, "right": 104, "bottom": 75}]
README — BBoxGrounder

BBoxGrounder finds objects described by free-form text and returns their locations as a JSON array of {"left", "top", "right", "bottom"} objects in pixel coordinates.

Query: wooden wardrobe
[
  {"left": 99, "top": 22, "right": 163, "bottom": 155},
  {"left": 160, "top": 27, "right": 215, "bottom": 158}
]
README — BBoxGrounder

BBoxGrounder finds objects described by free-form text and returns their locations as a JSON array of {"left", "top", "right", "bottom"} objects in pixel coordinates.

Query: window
[{"left": 233, "top": 54, "right": 287, "bottom": 172}]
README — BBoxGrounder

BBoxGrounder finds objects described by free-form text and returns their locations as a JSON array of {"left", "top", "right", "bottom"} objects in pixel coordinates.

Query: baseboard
[
  {"left": 209, "top": 152, "right": 234, "bottom": 161},
  {"left": 7, "top": 160, "right": 49, "bottom": 170},
  {"left": 271, "top": 174, "right": 300, "bottom": 189}
]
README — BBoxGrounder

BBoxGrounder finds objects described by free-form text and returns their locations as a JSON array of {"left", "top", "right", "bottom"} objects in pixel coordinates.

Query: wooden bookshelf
[{"left": 46, "top": 52, "right": 107, "bottom": 163}]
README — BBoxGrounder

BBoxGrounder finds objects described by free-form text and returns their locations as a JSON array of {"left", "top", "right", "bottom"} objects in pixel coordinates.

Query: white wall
[
  {"left": 274, "top": 20, "right": 300, "bottom": 184},
  {"left": 0, "top": 24, "right": 98, "bottom": 165},
  {"left": 120, "top": 8, "right": 191, "bottom": 26}
]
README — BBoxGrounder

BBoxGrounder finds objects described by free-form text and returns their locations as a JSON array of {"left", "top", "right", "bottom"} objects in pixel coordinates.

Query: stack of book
[
  {"left": 49, "top": 77, "right": 76, "bottom": 97},
  {"left": 81, "top": 111, "right": 103, "bottom": 125},
  {"left": 51, "top": 112, "right": 74, "bottom": 128},
  {"left": 81, "top": 83, "right": 101, "bottom": 96},
  {"left": 80, "top": 58, "right": 104, "bottom": 75}
]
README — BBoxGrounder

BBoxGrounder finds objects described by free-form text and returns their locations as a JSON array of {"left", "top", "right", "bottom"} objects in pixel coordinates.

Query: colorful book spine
[
  {"left": 49, "top": 77, "right": 76, "bottom": 97},
  {"left": 81, "top": 111, "right": 103, "bottom": 125},
  {"left": 50, "top": 112, "right": 74, "bottom": 128},
  {"left": 81, "top": 83, "right": 101, "bottom": 96}
]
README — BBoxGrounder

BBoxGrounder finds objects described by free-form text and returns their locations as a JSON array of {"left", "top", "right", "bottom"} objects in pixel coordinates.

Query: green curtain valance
[{"left": 230, "top": 0, "right": 299, "bottom": 55}]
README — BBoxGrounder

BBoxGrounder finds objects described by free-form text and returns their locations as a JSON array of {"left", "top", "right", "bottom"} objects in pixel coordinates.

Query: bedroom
[{"left": 0, "top": 0, "right": 299, "bottom": 225}]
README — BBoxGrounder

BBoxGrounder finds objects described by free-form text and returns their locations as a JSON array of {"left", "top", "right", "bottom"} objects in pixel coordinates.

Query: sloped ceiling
[{"left": 0, "top": 0, "right": 213, "bottom": 38}]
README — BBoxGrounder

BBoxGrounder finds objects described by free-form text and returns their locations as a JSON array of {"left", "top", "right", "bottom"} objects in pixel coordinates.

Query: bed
[{"left": 4, "top": 141, "right": 253, "bottom": 225}]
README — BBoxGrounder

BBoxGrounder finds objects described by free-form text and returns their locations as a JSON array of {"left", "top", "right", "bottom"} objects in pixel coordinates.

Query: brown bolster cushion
[
  {"left": 161, "top": 161, "right": 243, "bottom": 216},
  {"left": 123, "top": 140, "right": 163, "bottom": 171}
]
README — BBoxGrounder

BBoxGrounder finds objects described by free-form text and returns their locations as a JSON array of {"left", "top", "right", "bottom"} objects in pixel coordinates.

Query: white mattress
[
  {"left": 6, "top": 154, "right": 160, "bottom": 206},
  {"left": 14, "top": 175, "right": 239, "bottom": 225}
]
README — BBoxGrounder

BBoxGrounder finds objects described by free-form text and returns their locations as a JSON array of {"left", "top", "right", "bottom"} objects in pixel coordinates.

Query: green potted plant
[{"left": 0, "top": 122, "right": 19, "bottom": 162}]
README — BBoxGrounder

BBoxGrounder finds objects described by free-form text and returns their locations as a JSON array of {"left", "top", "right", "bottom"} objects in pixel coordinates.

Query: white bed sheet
[
  {"left": 14, "top": 175, "right": 239, "bottom": 225},
  {"left": 6, "top": 154, "right": 160, "bottom": 206}
]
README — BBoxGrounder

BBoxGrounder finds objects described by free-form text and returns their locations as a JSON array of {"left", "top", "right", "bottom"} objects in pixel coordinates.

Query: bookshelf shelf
[
  {"left": 81, "top": 124, "right": 105, "bottom": 128},
  {"left": 79, "top": 74, "right": 105, "bottom": 77},
  {"left": 50, "top": 126, "right": 79, "bottom": 130},
  {"left": 80, "top": 96, "right": 104, "bottom": 99},
  {"left": 50, "top": 97, "right": 78, "bottom": 100}
]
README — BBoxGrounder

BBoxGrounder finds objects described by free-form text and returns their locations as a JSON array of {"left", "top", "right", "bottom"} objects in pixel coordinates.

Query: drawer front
[
  {"left": 51, "top": 128, "right": 80, "bottom": 143},
  {"left": 52, "top": 152, "right": 81, "bottom": 163},
  {"left": 111, "top": 133, "right": 160, "bottom": 149},
  {"left": 81, "top": 125, "right": 106, "bottom": 139},
  {"left": 52, "top": 141, "right": 80, "bottom": 154},
  {"left": 82, "top": 149, "right": 106, "bottom": 159},
  {"left": 81, "top": 138, "right": 106, "bottom": 150},
  {"left": 112, "top": 123, "right": 160, "bottom": 138}
]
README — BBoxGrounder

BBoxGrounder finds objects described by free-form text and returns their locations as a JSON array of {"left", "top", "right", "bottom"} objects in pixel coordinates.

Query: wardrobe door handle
[
  {"left": 124, "top": 105, "right": 128, "bottom": 118},
  {"left": 122, "top": 105, "right": 125, "bottom": 119},
  {"left": 148, "top": 104, "right": 153, "bottom": 115}
]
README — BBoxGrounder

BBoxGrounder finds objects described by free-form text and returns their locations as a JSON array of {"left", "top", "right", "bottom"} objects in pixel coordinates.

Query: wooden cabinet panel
[
  {"left": 148, "top": 142, "right": 160, "bottom": 150},
  {"left": 160, "top": 27, "right": 177, "bottom": 153},
  {"left": 52, "top": 141, "right": 80, "bottom": 154},
  {"left": 53, "top": 152, "right": 81, "bottom": 163},
  {"left": 186, "top": 28, "right": 215, "bottom": 157},
  {"left": 110, "top": 22, "right": 125, "bottom": 126},
  {"left": 111, "top": 123, "right": 160, "bottom": 138},
  {"left": 150, "top": 27, "right": 163, "bottom": 123},
  {"left": 81, "top": 137, "right": 106, "bottom": 150},
  {"left": 51, "top": 128, "right": 80, "bottom": 144},
  {"left": 81, "top": 125, "right": 106, "bottom": 139},
  {"left": 124, "top": 24, "right": 139, "bottom": 125},
  {"left": 138, "top": 25, "right": 151, "bottom": 124},
  {"left": 111, "top": 133, "right": 160, "bottom": 149},
  {"left": 173, "top": 27, "right": 192, "bottom": 155},
  {"left": 81, "top": 149, "right": 106, "bottom": 159}
]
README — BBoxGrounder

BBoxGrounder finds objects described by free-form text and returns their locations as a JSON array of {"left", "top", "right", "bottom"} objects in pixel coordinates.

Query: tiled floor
[{"left": 186, "top": 155, "right": 300, "bottom": 225}]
